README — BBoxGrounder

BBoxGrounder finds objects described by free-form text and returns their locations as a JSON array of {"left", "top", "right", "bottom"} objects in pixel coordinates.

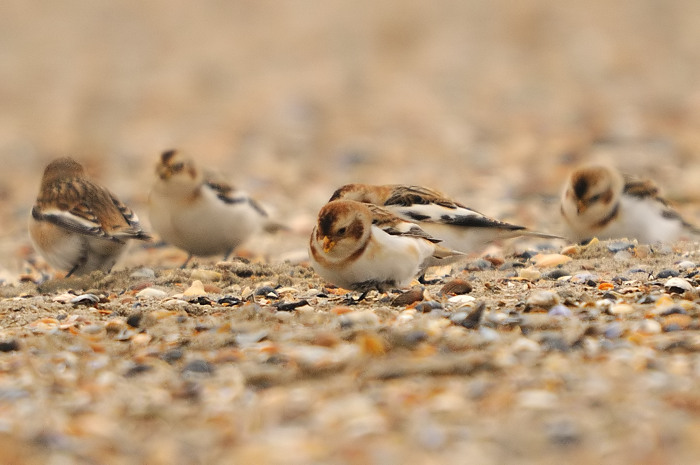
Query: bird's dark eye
[
  {"left": 337, "top": 227, "right": 347, "bottom": 235},
  {"left": 589, "top": 193, "right": 602, "bottom": 203},
  {"left": 172, "top": 162, "right": 184, "bottom": 172}
]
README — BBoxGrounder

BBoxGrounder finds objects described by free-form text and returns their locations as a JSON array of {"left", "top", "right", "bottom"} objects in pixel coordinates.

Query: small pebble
[
  {"left": 478, "top": 326, "right": 500, "bottom": 343},
  {"left": 526, "top": 290, "right": 560, "bottom": 309},
  {"left": 511, "top": 337, "right": 541, "bottom": 353},
  {"left": 636, "top": 319, "right": 662, "bottom": 335},
  {"left": 182, "top": 359, "right": 215, "bottom": 375},
  {"left": 656, "top": 269, "right": 679, "bottom": 279},
  {"left": 450, "top": 312, "right": 469, "bottom": 325},
  {"left": 161, "top": 349, "right": 184, "bottom": 364},
  {"left": 518, "top": 267, "right": 541, "bottom": 281},
  {"left": 677, "top": 261, "right": 696, "bottom": 270},
  {"left": 126, "top": 314, "right": 143, "bottom": 328},
  {"left": 662, "top": 314, "right": 692, "bottom": 331},
  {"left": 218, "top": 296, "right": 243, "bottom": 306},
  {"left": 415, "top": 301, "right": 443, "bottom": 313},
  {"left": 546, "top": 419, "right": 581, "bottom": 446},
  {"left": 439, "top": 279, "right": 472, "bottom": 295},
  {"left": 607, "top": 241, "right": 635, "bottom": 253},
  {"left": 130, "top": 268, "right": 156, "bottom": 279},
  {"left": 659, "top": 306, "right": 687, "bottom": 316},
  {"left": 391, "top": 288, "right": 424, "bottom": 307},
  {"left": 464, "top": 259, "right": 492, "bottom": 271},
  {"left": 538, "top": 333, "right": 570, "bottom": 352},
  {"left": 548, "top": 304, "right": 572, "bottom": 317},
  {"left": 235, "top": 330, "right": 269, "bottom": 346},
  {"left": 634, "top": 244, "right": 652, "bottom": 258},
  {"left": 124, "top": 364, "right": 153, "bottom": 378},
  {"left": 254, "top": 285, "right": 278, "bottom": 298},
  {"left": 276, "top": 300, "right": 309, "bottom": 312},
  {"left": 614, "top": 251, "right": 633, "bottom": 261},
  {"left": 499, "top": 260, "right": 525, "bottom": 270},
  {"left": 571, "top": 273, "right": 598, "bottom": 284},
  {"left": 544, "top": 269, "right": 570, "bottom": 280},
  {"left": 609, "top": 304, "right": 635, "bottom": 316},
  {"left": 338, "top": 310, "right": 380, "bottom": 329},
  {"left": 604, "top": 323, "right": 623, "bottom": 339},
  {"left": 628, "top": 267, "right": 649, "bottom": 274}
]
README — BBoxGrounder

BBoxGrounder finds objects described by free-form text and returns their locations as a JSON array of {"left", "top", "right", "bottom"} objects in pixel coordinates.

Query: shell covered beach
[{"left": 2, "top": 1, "right": 700, "bottom": 464}]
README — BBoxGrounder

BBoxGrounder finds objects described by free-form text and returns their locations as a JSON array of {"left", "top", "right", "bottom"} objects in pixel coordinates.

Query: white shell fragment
[
  {"left": 447, "top": 295, "right": 476, "bottom": 307},
  {"left": 184, "top": 280, "right": 207, "bottom": 296},
  {"left": 664, "top": 277, "right": 693, "bottom": 293},
  {"left": 136, "top": 287, "right": 168, "bottom": 299},
  {"left": 532, "top": 254, "right": 572, "bottom": 268}
]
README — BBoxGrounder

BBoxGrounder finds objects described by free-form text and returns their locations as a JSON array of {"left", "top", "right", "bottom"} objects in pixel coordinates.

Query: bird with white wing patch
[
  {"left": 149, "top": 150, "right": 283, "bottom": 267},
  {"left": 561, "top": 164, "right": 700, "bottom": 244},
  {"left": 329, "top": 183, "right": 562, "bottom": 254},
  {"left": 309, "top": 199, "right": 463, "bottom": 293},
  {"left": 29, "top": 157, "right": 151, "bottom": 277}
]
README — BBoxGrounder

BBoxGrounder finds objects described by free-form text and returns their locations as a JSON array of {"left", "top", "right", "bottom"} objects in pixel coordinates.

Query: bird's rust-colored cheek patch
[
  {"left": 348, "top": 218, "right": 364, "bottom": 240},
  {"left": 601, "top": 189, "right": 613, "bottom": 204}
]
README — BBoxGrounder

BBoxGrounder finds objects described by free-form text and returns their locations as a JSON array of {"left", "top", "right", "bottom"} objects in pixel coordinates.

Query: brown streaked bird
[
  {"left": 149, "top": 150, "right": 282, "bottom": 266},
  {"left": 329, "top": 183, "right": 562, "bottom": 253},
  {"left": 309, "top": 199, "right": 463, "bottom": 292},
  {"left": 29, "top": 157, "right": 151, "bottom": 277},
  {"left": 560, "top": 164, "right": 700, "bottom": 243}
]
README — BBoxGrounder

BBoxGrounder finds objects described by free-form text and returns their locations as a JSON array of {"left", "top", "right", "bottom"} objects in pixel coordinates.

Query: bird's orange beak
[
  {"left": 157, "top": 166, "right": 172, "bottom": 180},
  {"left": 322, "top": 236, "right": 335, "bottom": 253},
  {"left": 576, "top": 199, "right": 588, "bottom": 214}
]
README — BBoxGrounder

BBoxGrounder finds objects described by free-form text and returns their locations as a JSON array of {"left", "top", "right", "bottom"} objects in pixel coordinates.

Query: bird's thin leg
[
  {"left": 180, "top": 254, "right": 193, "bottom": 269},
  {"left": 343, "top": 291, "right": 368, "bottom": 305},
  {"left": 65, "top": 264, "right": 79, "bottom": 278},
  {"left": 222, "top": 248, "right": 233, "bottom": 261},
  {"left": 65, "top": 243, "right": 89, "bottom": 278}
]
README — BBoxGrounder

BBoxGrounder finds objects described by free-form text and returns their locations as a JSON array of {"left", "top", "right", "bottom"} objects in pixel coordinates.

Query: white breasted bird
[
  {"left": 309, "top": 199, "right": 463, "bottom": 292},
  {"left": 29, "top": 157, "right": 151, "bottom": 277},
  {"left": 329, "top": 183, "right": 562, "bottom": 253},
  {"left": 149, "top": 149, "right": 280, "bottom": 266},
  {"left": 560, "top": 164, "right": 700, "bottom": 243}
]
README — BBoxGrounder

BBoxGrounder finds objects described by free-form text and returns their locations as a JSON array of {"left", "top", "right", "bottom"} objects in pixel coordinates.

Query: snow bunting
[
  {"left": 560, "top": 164, "right": 700, "bottom": 243},
  {"left": 29, "top": 157, "right": 151, "bottom": 277},
  {"left": 329, "top": 183, "right": 562, "bottom": 253},
  {"left": 149, "top": 149, "right": 279, "bottom": 265},
  {"left": 309, "top": 199, "right": 463, "bottom": 292}
]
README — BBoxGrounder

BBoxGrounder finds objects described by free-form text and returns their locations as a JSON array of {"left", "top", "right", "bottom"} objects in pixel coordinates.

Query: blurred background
[{"left": 2, "top": 0, "right": 700, "bottom": 274}]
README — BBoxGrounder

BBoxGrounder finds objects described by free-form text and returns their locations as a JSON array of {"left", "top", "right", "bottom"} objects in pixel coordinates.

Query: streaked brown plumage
[{"left": 29, "top": 157, "right": 151, "bottom": 276}]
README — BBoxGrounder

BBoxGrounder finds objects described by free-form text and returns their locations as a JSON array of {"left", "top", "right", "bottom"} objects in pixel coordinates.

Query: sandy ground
[{"left": 2, "top": 1, "right": 700, "bottom": 463}]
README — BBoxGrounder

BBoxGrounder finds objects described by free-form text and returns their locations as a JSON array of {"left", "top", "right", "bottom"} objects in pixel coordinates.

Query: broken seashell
[
  {"left": 532, "top": 254, "right": 572, "bottom": 268},
  {"left": 184, "top": 280, "right": 206, "bottom": 297}
]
